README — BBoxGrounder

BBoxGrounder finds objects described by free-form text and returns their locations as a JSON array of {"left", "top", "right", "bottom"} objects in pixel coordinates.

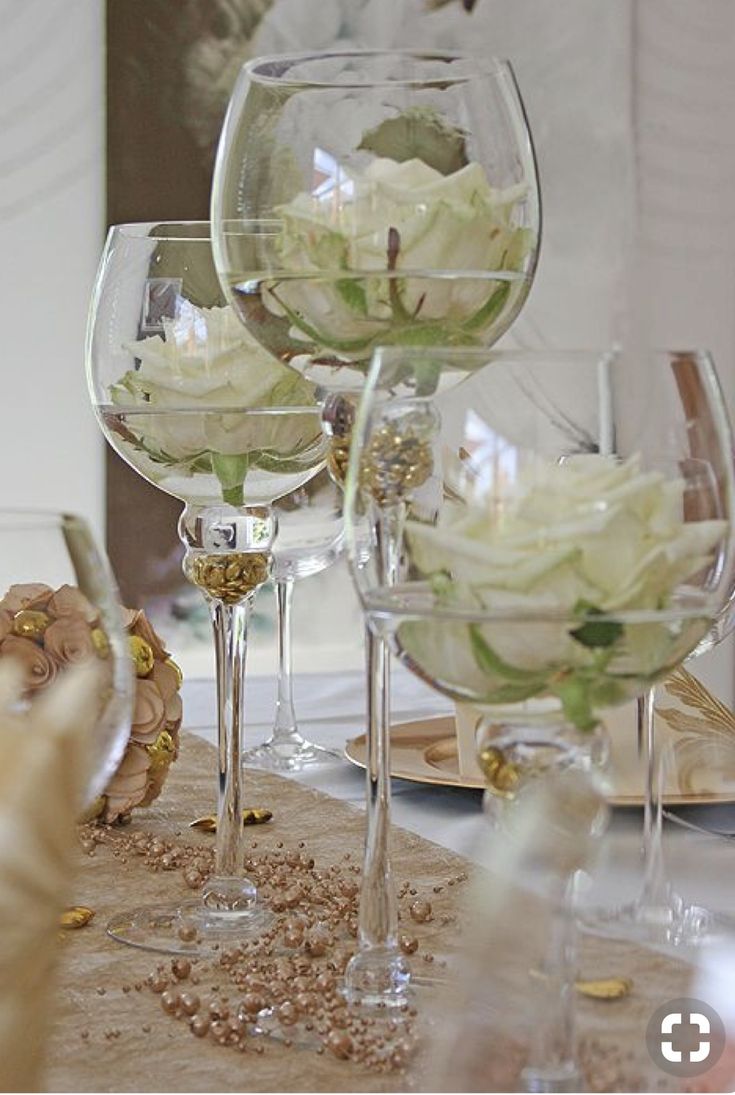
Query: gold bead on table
[{"left": 59, "top": 906, "right": 95, "bottom": 929}]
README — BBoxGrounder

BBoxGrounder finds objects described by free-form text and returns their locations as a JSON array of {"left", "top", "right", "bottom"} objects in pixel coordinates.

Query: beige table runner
[{"left": 46, "top": 733, "right": 694, "bottom": 1092}]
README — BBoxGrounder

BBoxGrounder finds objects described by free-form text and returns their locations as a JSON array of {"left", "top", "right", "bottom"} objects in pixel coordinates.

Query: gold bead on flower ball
[
  {"left": 100, "top": 609, "right": 183, "bottom": 822},
  {"left": 129, "top": 634, "right": 155, "bottom": 677},
  {"left": 91, "top": 627, "right": 110, "bottom": 658},
  {"left": 12, "top": 609, "right": 50, "bottom": 640}
]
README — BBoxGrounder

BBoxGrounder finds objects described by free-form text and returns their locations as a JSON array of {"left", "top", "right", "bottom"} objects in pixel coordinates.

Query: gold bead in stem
[{"left": 187, "top": 552, "right": 270, "bottom": 603}]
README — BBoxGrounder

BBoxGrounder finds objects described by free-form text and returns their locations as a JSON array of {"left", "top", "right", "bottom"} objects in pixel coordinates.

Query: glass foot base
[
  {"left": 343, "top": 946, "right": 411, "bottom": 1009},
  {"left": 521, "top": 1063, "right": 582, "bottom": 1093},
  {"left": 580, "top": 897, "right": 735, "bottom": 949},
  {"left": 107, "top": 899, "right": 273, "bottom": 956},
  {"left": 243, "top": 738, "right": 341, "bottom": 772}
]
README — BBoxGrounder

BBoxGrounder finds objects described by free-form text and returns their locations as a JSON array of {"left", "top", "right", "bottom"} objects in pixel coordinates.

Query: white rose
[
  {"left": 110, "top": 304, "right": 320, "bottom": 485},
  {"left": 265, "top": 157, "right": 533, "bottom": 354},
  {"left": 398, "top": 454, "right": 725, "bottom": 726}
]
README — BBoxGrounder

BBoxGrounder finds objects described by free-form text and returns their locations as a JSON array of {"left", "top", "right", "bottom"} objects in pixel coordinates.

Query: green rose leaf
[
  {"left": 358, "top": 107, "right": 469, "bottom": 176},
  {"left": 571, "top": 600, "right": 623, "bottom": 649},
  {"left": 335, "top": 278, "right": 369, "bottom": 317}
]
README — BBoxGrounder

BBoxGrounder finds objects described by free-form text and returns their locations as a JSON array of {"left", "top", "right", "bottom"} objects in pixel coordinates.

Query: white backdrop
[{"left": 0, "top": 0, "right": 105, "bottom": 538}]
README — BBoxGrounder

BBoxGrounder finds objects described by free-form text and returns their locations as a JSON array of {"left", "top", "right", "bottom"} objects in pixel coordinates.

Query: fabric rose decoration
[
  {"left": 109, "top": 304, "right": 322, "bottom": 505},
  {"left": 262, "top": 156, "right": 534, "bottom": 358},
  {"left": 0, "top": 585, "right": 183, "bottom": 823},
  {"left": 398, "top": 454, "right": 726, "bottom": 729},
  {"left": 98, "top": 607, "right": 184, "bottom": 823}
]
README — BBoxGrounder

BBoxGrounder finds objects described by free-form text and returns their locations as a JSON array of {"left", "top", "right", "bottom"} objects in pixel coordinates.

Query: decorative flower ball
[
  {"left": 0, "top": 583, "right": 183, "bottom": 823},
  {"left": 99, "top": 606, "right": 183, "bottom": 823}
]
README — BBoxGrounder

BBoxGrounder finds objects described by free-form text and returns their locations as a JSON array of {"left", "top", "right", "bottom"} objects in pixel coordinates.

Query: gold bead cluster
[
  {"left": 187, "top": 552, "right": 270, "bottom": 604},
  {"left": 360, "top": 424, "right": 433, "bottom": 507}
]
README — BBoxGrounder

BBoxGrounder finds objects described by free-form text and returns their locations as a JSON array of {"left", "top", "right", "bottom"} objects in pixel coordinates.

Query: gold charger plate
[{"left": 345, "top": 715, "right": 735, "bottom": 808}]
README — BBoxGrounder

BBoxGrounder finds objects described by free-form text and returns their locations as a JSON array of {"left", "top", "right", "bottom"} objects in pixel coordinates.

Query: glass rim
[
  {"left": 371, "top": 345, "right": 716, "bottom": 366},
  {"left": 108, "top": 221, "right": 214, "bottom": 243},
  {"left": 242, "top": 48, "right": 510, "bottom": 90},
  {"left": 364, "top": 591, "right": 722, "bottom": 628}
]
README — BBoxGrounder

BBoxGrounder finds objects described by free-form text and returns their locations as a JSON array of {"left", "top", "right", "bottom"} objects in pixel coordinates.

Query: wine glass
[
  {"left": 245, "top": 466, "right": 344, "bottom": 770},
  {"left": 343, "top": 345, "right": 735, "bottom": 1003},
  {"left": 211, "top": 50, "right": 540, "bottom": 380},
  {"left": 586, "top": 575, "right": 735, "bottom": 948},
  {"left": 86, "top": 221, "right": 327, "bottom": 953},
  {"left": 211, "top": 50, "right": 542, "bottom": 1002},
  {"left": 0, "top": 510, "right": 132, "bottom": 807}
]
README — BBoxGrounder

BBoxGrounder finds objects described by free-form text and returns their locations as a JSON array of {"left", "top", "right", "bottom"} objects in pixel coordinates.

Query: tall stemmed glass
[
  {"left": 86, "top": 221, "right": 326, "bottom": 953},
  {"left": 344, "top": 346, "right": 735, "bottom": 1003},
  {"left": 245, "top": 467, "right": 344, "bottom": 770},
  {"left": 212, "top": 49, "right": 541, "bottom": 1005},
  {"left": 586, "top": 410, "right": 735, "bottom": 948}
]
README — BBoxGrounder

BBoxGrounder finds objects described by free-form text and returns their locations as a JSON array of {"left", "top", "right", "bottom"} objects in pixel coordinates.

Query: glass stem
[
  {"left": 357, "top": 623, "right": 397, "bottom": 949},
  {"left": 271, "top": 576, "right": 303, "bottom": 746},
  {"left": 209, "top": 596, "right": 253, "bottom": 884},
  {"left": 637, "top": 687, "right": 671, "bottom": 910},
  {"left": 346, "top": 503, "right": 409, "bottom": 1005},
  {"left": 523, "top": 879, "right": 580, "bottom": 1093},
  {"left": 179, "top": 501, "right": 274, "bottom": 915}
]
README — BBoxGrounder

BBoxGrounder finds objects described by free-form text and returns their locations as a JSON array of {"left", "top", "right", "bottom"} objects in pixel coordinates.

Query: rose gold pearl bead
[
  {"left": 399, "top": 934, "right": 419, "bottom": 955},
  {"left": 210, "top": 1020, "right": 229, "bottom": 1043},
  {"left": 171, "top": 958, "right": 191, "bottom": 981},
  {"left": 317, "top": 972, "right": 337, "bottom": 998},
  {"left": 241, "top": 992, "right": 265, "bottom": 1015},
  {"left": 277, "top": 1001, "right": 298, "bottom": 1026},
  {"left": 409, "top": 899, "right": 432, "bottom": 923},
  {"left": 179, "top": 992, "right": 200, "bottom": 1016},
  {"left": 304, "top": 936, "right": 326, "bottom": 957},
  {"left": 331, "top": 1007, "right": 349, "bottom": 1029},
  {"left": 147, "top": 974, "right": 168, "bottom": 994},
  {"left": 295, "top": 992, "right": 316, "bottom": 1015},
  {"left": 326, "top": 1030, "right": 353, "bottom": 1059},
  {"left": 178, "top": 924, "right": 197, "bottom": 942},
  {"left": 160, "top": 990, "right": 179, "bottom": 1015}
]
